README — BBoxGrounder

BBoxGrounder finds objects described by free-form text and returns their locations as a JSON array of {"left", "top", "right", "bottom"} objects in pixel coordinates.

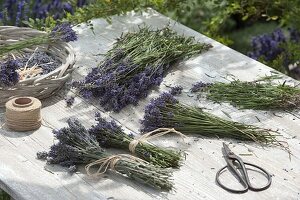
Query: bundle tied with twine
[
  {"left": 41, "top": 118, "right": 173, "bottom": 190},
  {"left": 89, "top": 113, "right": 185, "bottom": 168},
  {"left": 141, "top": 92, "right": 291, "bottom": 154},
  {"left": 85, "top": 154, "right": 148, "bottom": 176},
  {"left": 128, "top": 128, "right": 186, "bottom": 153},
  {"left": 5, "top": 97, "right": 42, "bottom": 131}
]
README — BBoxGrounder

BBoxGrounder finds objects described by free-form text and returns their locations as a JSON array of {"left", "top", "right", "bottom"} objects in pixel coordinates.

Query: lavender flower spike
[
  {"left": 190, "top": 81, "right": 212, "bottom": 92},
  {"left": 0, "top": 59, "right": 20, "bottom": 87},
  {"left": 169, "top": 85, "right": 183, "bottom": 95},
  {"left": 140, "top": 92, "right": 286, "bottom": 150},
  {"left": 50, "top": 23, "right": 78, "bottom": 42}
]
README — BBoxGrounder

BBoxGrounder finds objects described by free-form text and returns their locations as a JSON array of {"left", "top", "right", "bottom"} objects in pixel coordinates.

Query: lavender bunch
[
  {"left": 0, "top": 22, "right": 77, "bottom": 56},
  {"left": 248, "top": 28, "right": 300, "bottom": 78},
  {"left": 18, "top": 51, "right": 62, "bottom": 74},
  {"left": 191, "top": 79, "right": 300, "bottom": 110},
  {"left": 0, "top": 59, "right": 20, "bottom": 87},
  {"left": 39, "top": 118, "right": 173, "bottom": 190},
  {"left": 73, "top": 27, "right": 212, "bottom": 111},
  {"left": 141, "top": 92, "right": 283, "bottom": 146},
  {"left": 190, "top": 81, "right": 213, "bottom": 92},
  {"left": 88, "top": 113, "right": 182, "bottom": 168},
  {"left": 169, "top": 85, "right": 183, "bottom": 96},
  {"left": 248, "top": 28, "right": 286, "bottom": 61}
]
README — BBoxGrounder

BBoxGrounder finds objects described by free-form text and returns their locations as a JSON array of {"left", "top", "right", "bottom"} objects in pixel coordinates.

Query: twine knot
[
  {"left": 129, "top": 128, "right": 186, "bottom": 153},
  {"left": 85, "top": 154, "right": 147, "bottom": 176}
]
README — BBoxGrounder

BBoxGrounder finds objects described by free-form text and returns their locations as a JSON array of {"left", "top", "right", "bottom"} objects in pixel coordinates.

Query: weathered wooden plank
[
  {"left": 0, "top": 116, "right": 107, "bottom": 200},
  {"left": 0, "top": 131, "right": 76, "bottom": 200}
]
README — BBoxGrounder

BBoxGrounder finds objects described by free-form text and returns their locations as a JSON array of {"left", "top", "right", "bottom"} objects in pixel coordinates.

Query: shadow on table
[{"left": 42, "top": 163, "right": 169, "bottom": 199}]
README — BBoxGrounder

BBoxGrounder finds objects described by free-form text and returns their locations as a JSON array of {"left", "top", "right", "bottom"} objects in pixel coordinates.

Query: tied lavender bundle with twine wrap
[
  {"left": 85, "top": 154, "right": 148, "bottom": 176},
  {"left": 89, "top": 113, "right": 185, "bottom": 168},
  {"left": 38, "top": 118, "right": 173, "bottom": 190},
  {"left": 128, "top": 128, "right": 186, "bottom": 154},
  {"left": 141, "top": 92, "right": 290, "bottom": 153},
  {"left": 5, "top": 97, "right": 42, "bottom": 131}
]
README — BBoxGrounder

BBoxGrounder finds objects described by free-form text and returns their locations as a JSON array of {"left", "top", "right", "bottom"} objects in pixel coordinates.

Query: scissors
[{"left": 216, "top": 143, "right": 272, "bottom": 193}]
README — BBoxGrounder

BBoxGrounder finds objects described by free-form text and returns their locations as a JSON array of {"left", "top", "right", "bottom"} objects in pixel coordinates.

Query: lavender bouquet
[
  {"left": 0, "top": 51, "right": 63, "bottom": 87},
  {"left": 72, "top": 27, "right": 212, "bottom": 111},
  {"left": 0, "top": 23, "right": 77, "bottom": 56},
  {"left": 38, "top": 118, "right": 173, "bottom": 190},
  {"left": 141, "top": 92, "right": 284, "bottom": 147},
  {"left": 0, "top": 59, "right": 20, "bottom": 87},
  {"left": 191, "top": 79, "right": 300, "bottom": 110},
  {"left": 88, "top": 113, "right": 182, "bottom": 168}
]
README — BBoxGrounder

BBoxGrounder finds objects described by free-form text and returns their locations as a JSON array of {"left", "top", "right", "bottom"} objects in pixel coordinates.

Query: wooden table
[{"left": 1, "top": 9, "right": 300, "bottom": 200}]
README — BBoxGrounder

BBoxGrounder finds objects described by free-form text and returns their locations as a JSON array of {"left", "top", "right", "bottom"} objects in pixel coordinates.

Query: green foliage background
[
  {"left": 0, "top": 189, "right": 10, "bottom": 200},
  {"left": 1, "top": 0, "right": 299, "bottom": 77},
  {"left": 27, "top": 0, "right": 299, "bottom": 52}
]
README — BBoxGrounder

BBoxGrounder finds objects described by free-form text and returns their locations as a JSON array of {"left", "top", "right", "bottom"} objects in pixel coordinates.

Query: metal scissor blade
[{"left": 222, "top": 142, "right": 233, "bottom": 157}]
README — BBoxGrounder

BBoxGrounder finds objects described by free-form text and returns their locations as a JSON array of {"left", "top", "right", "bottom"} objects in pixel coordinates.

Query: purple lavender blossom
[
  {"left": 72, "top": 27, "right": 211, "bottom": 112},
  {"left": 190, "top": 81, "right": 212, "bottom": 92},
  {"left": 141, "top": 92, "right": 179, "bottom": 132},
  {"left": 248, "top": 28, "right": 300, "bottom": 77},
  {"left": 18, "top": 51, "right": 62, "bottom": 74},
  {"left": 77, "top": 0, "right": 86, "bottom": 7},
  {"left": 36, "top": 151, "right": 48, "bottom": 160},
  {"left": 289, "top": 28, "right": 300, "bottom": 42},
  {"left": 47, "top": 118, "right": 103, "bottom": 167},
  {"left": 65, "top": 96, "right": 75, "bottom": 107},
  {"left": 91, "top": 112, "right": 122, "bottom": 134},
  {"left": 15, "top": 0, "right": 25, "bottom": 26},
  {"left": 0, "top": 0, "right": 87, "bottom": 26},
  {"left": 89, "top": 112, "right": 181, "bottom": 168},
  {"left": 169, "top": 85, "right": 183, "bottom": 95},
  {"left": 248, "top": 28, "right": 286, "bottom": 61},
  {"left": 0, "top": 59, "right": 20, "bottom": 87},
  {"left": 46, "top": 142, "right": 80, "bottom": 166},
  {"left": 73, "top": 57, "right": 165, "bottom": 112},
  {"left": 50, "top": 23, "right": 78, "bottom": 42},
  {"left": 39, "top": 117, "right": 174, "bottom": 190},
  {"left": 89, "top": 113, "right": 125, "bottom": 147}
]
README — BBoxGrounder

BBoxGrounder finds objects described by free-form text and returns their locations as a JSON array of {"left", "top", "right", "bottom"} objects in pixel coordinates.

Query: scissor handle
[
  {"left": 216, "top": 165, "right": 248, "bottom": 193},
  {"left": 216, "top": 162, "right": 272, "bottom": 193},
  {"left": 243, "top": 162, "right": 272, "bottom": 191}
]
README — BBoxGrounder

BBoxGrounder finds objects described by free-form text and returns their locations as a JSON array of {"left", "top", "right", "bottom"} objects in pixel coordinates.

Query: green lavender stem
[
  {"left": 0, "top": 36, "right": 52, "bottom": 56},
  {"left": 103, "top": 26, "right": 212, "bottom": 74},
  {"left": 151, "top": 101, "right": 283, "bottom": 146},
  {"left": 203, "top": 80, "right": 300, "bottom": 110},
  {"left": 94, "top": 131, "right": 182, "bottom": 168},
  {"left": 47, "top": 118, "right": 173, "bottom": 190},
  {"left": 83, "top": 149, "right": 173, "bottom": 190}
]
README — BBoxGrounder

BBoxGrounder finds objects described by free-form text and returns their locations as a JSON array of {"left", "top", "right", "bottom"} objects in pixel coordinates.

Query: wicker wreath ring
[{"left": 0, "top": 26, "right": 76, "bottom": 106}]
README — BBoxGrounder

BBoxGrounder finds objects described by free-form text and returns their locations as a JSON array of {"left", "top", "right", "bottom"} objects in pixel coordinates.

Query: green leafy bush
[{"left": 0, "top": 189, "right": 10, "bottom": 200}]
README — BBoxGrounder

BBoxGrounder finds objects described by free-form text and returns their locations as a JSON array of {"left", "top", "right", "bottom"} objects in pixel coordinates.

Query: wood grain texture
[{"left": 0, "top": 9, "right": 300, "bottom": 200}]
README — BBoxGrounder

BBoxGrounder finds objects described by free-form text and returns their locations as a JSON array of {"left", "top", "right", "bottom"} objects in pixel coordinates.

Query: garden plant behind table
[{"left": 1, "top": 0, "right": 299, "bottom": 78}]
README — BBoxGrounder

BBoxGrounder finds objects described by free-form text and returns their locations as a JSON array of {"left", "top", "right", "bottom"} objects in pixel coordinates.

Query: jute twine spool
[{"left": 5, "top": 97, "right": 42, "bottom": 131}]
